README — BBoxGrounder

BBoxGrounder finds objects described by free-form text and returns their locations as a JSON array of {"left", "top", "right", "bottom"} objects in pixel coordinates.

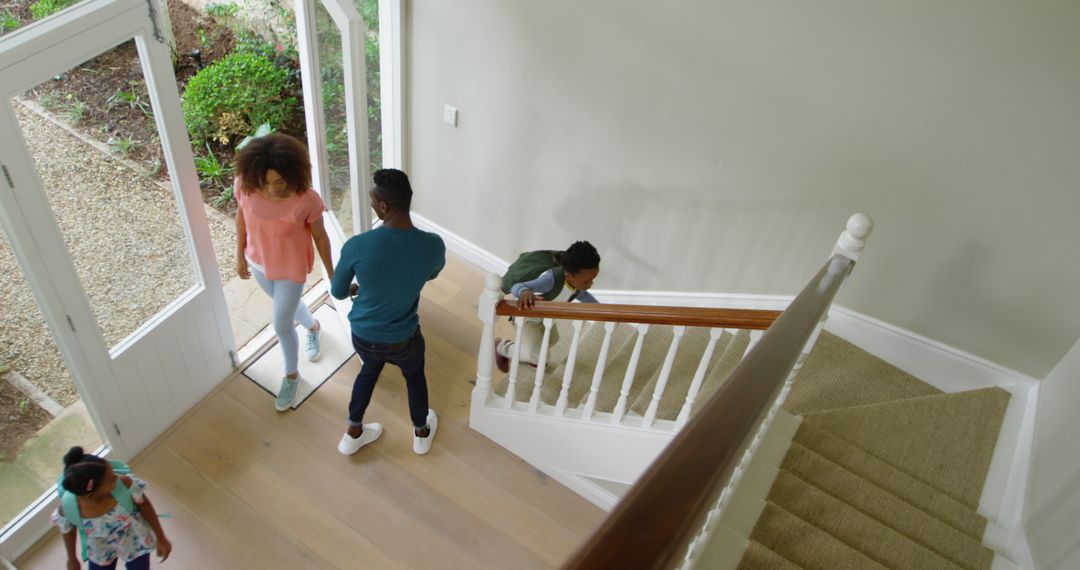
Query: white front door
[{"left": 0, "top": 0, "right": 233, "bottom": 553}]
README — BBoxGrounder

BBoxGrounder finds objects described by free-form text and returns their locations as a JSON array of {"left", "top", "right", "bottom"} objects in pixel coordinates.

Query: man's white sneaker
[
  {"left": 413, "top": 409, "right": 438, "bottom": 455},
  {"left": 338, "top": 423, "right": 383, "bottom": 455}
]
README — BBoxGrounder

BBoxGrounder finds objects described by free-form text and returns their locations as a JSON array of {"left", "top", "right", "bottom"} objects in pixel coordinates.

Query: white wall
[
  {"left": 405, "top": 0, "right": 1080, "bottom": 378},
  {"left": 1025, "top": 337, "right": 1080, "bottom": 569}
]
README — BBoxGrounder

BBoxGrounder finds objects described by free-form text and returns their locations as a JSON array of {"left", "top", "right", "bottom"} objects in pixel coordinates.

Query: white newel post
[
  {"left": 832, "top": 212, "right": 873, "bottom": 262},
  {"left": 473, "top": 274, "right": 502, "bottom": 407}
]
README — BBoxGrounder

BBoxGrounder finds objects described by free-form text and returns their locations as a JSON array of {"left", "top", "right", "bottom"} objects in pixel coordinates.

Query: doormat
[{"left": 242, "top": 303, "right": 354, "bottom": 410}]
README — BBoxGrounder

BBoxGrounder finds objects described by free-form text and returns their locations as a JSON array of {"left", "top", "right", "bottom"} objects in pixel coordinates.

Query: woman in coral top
[{"left": 234, "top": 133, "right": 334, "bottom": 411}]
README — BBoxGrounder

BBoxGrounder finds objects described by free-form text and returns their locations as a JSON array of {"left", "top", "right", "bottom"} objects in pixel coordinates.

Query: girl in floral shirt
[{"left": 52, "top": 447, "right": 171, "bottom": 569}]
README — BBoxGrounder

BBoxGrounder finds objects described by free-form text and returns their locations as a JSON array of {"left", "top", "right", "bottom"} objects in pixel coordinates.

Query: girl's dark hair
[
  {"left": 61, "top": 446, "right": 108, "bottom": 496},
  {"left": 560, "top": 241, "right": 601, "bottom": 274},
  {"left": 234, "top": 133, "right": 312, "bottom": 195}
]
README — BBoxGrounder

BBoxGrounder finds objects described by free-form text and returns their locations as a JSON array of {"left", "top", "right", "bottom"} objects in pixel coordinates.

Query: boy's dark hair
[
  {"left": 559, "top": 241, "right": 600, "bottom": 274},
  {"left": 234, "top": 133, "right": 312, "bottom": 195},
  {"left": 61, "top": 446, "right": 108, "bottom": 496},
  {"left": 372, "top": 168, "right": 413, "bottom": 211}
]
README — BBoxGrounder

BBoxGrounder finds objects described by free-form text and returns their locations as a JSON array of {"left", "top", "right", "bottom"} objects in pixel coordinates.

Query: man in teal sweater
[{"left": 330, "top": 169, "right": 446, "bottom": 457}]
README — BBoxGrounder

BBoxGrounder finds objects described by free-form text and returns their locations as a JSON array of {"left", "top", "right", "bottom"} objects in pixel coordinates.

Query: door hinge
[
  {"left": 113, "top": 423, "right": 122, "bottom": 437},
  {"left": 229, "top": 350, "right": 239, "bottom": 370},
  {"left": 66, "top": 315, "right": 76, "bottom": 332},
  {"left": 1, "top": 164, "right": 13, "bottom": 189}
]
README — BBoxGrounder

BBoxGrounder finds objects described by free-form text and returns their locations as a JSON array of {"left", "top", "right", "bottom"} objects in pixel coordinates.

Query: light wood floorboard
[{"left": 18, "top": 252, "right": 604, "bottom": 569}]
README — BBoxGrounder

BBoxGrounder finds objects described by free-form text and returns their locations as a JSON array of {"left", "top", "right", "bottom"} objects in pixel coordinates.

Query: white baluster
[
  {"left": 528, "top": 318, "right": 554, "bottom": 412},
  {"left": 474, "top": 273, "right": 502, "bottom": 403},
  {"left": 611, "top": 323, "right": 649, "bottom": 425},
  {"left": 504, "top": 316, "right": 526, "bottom": 408},
  {"left": 582, "top": 322, "right": 616, "bottom": 420},
  {"left": 555, "top": 320, "right": 584, "bottom": 416},
  {"left": 642, "top": 325, "right": 685, "bottom": 428},
  {"left": 744, "top": 329, "right": 764, "bottom": 357},
  {"left": 674, "top": 327, "right": 724, "bottom": 429}
]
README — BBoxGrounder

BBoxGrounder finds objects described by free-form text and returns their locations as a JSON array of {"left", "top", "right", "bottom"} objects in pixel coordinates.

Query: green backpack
[
  {"left": 501, "top": 250, "right": 565, "bottom": 298},
  {"left": 57, "top": 460, "right": 136, "bottom": 562}
]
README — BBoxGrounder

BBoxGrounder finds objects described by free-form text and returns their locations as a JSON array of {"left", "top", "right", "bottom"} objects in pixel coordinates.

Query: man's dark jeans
[{"left": 349, "top": 328, "right": 429, "bottom": 428}]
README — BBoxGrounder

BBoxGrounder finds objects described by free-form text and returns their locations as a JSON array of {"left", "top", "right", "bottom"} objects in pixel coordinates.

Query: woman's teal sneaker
[{"left": 275, "top": 375, "right": 301, "bottom": 411}]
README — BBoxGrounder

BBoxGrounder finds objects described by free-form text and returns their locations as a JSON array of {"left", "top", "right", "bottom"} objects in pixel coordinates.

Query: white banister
[
  {"left": 582, "top": 322, "right": 617, "bottom": 420},
  {"left": 674, "top": 327, "right": 724, "bottom": 430},
  {"left": 529, "top": 318, "right": 555, "bottom": 412},
  {"left": 642, "top": 325, "right": 686, "bottom": 428},
  {"left": 474, "top": 273, "right": 502, "bottom": 402},
  {"left": 504, "top": 316, "right": 526, "bottom": 408},
  {"left": 555, "top": 320, "right": 584, "bottom": 416},
  {"left": 612, "top": 323, "right": 649, "bottom": 425}
]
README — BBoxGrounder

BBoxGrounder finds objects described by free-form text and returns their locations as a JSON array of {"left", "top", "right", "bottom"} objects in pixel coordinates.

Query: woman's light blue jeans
[{"left": 251, "top": 265, "right": 316, "bottom": 375}]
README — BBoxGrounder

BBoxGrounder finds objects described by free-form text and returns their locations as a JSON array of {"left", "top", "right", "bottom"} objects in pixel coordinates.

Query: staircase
[
  {"left": 469, "top": 215, "right": 1019, "bottom": 568},
  {"left": 478, "top": 320, "right": 1015, "bottom": 568}
]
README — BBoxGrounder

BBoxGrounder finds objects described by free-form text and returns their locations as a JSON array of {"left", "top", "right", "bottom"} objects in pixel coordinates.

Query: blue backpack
[{"left": 56, "top": 460, "right": 137, "bottom": 562}]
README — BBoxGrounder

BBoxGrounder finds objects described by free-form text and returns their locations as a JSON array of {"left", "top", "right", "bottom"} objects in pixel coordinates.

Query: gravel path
[{"left": 0, "top": 102, "right": 237, "bottom": 406}]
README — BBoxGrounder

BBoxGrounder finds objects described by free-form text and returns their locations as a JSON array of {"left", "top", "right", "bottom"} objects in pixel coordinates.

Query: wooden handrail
[
  {"left": 562, "top": 255, "right": 855, "bottom": 570},
  {"left": 495, "top": 301, "right": 782, "bottom": 330}
]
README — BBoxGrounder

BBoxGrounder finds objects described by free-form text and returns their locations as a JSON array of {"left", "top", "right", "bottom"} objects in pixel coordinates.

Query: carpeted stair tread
[
  {"left": 736, "top": 540, "right": 803, "bottom": 570},
  {"left": 793, "top": 421, "right": 987, "bottom": 539},
  {"left": 802, "top": 387, "right": 1010, "bottom": 509},
  {"left": 784, "top": 331, "right": 942, "bottom": 415},
  {"left": 749, "top": 502, "right": 887, "bottom": 570},
  {"left": 782, "top": 442, "right": 994, "bottom": 569},
  {"left": 767, "top": 470, "right": 964, "bottom": 570}
]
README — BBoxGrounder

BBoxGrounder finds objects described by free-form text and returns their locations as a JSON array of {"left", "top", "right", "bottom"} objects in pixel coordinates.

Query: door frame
[{"left": 0, "top": 0, "right": 234, "bottom": 557}]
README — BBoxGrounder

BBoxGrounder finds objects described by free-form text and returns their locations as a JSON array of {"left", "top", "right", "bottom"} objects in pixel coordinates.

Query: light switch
[{"left": 443, "top": 104, "right": 458, "bottom": 127}]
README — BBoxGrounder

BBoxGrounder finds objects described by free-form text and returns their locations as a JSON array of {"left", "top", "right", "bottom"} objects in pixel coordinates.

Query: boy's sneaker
[
  {"left": 494, "top": 338, "right": 510, "bottom": 373},
  {"left": 305, "top": 325, "right": 322, "bottom": 362},
  {"left": 338, "top": 423, "right": 383, "bottom": 455},
  {"left": 275, "top": 375, "right": 301, "bottom": 411},
  {"left": 413, "top": 409, "right": 438, "bottom": 455}
]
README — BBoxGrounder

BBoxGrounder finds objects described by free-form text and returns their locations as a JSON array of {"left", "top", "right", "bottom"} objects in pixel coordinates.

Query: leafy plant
[
  {"left": 195, "top": 143, "right": 231, "bottom": 181},
  {"left": 108, "top": 136, "right": 136, "bottom": 155},
  {"left": 212, "top": 184, "right": 234, "bottom": 207},
  {"left": 0, "top": 10, "right": 20, "bottom": 33},
  {"left": 107, "top": 81, "right": 152, "bottom": 115},
  {"left": 235, "top": 122, "right": 274, "bottom": 151},
  {"left": 17, "top": 398, "right": 30, "bottom": 415},
  {"left": 63, "top": 94, "right": 87, "bottom": 122},
  {"left": 181, "top": 51, "right": 296, "bottom": 146},
  {"left": 29, "top": 0, "right": 78, "bottom": 20},
  {"left": 205, "top": 2, "right": 239, "bottom": 19}
]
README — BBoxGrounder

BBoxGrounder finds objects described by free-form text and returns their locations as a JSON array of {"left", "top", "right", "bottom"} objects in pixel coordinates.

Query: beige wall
[
  {"left": 1026, "top": 338, "right": 1080, "bottom": 568},
  {"left": 406, "top": 0, "right": 1080, "bottom": 378}
]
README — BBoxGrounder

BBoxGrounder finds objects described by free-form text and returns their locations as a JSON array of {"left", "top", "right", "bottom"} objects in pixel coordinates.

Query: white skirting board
[{"left": 242, "top": 303, "right": 355, "bottom": 410}]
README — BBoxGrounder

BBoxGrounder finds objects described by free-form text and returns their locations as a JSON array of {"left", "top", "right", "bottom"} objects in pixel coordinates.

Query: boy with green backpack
[{"left": 495, "top": 241, "right": 602, "bottom": 372}]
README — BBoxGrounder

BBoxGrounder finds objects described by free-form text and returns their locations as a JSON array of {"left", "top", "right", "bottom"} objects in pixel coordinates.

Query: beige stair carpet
[
  {"left": 782, "top": 443, "right": 993, "bottom": 569},
  {"left": 802, "top": 387, "right": 1010, "bottom": 509},
  {"left": 784, "top": 331, "right": 941, "bottom": 415},
  {"left": 737, "top": 540, "right": 801, "bottom": 570},
  {"left": 747, "top": 502, "right": 887, "bottom": 570},
  {"left": 792, "top": 421, "right": 988, "bottom": 539}
]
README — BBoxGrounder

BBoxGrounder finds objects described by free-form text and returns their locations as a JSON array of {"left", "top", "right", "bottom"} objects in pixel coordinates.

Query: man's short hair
[{"left": 372, "top": 168, "right": 413, "bottom": 211}]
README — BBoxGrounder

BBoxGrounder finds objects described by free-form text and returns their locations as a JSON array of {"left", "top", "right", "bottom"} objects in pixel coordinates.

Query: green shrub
[
  {"left": 29, "top": 0, "right": 78, "bottom": 20},
  {"left": 181, "top": 51, "right": 296, "bottom": 146},
  {"left": 1, "top": 10, "right": 20, "bottom": 33}
]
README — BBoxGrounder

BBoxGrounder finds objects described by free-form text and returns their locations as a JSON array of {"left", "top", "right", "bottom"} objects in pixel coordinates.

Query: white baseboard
[{"left": 412, "top": 212, "right": 509, "bottom": 275}]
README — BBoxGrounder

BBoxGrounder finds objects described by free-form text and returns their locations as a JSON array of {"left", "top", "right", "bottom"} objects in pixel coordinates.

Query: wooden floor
[{"left": 19, "top": 252, "right": 605, "bottom": 569}]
